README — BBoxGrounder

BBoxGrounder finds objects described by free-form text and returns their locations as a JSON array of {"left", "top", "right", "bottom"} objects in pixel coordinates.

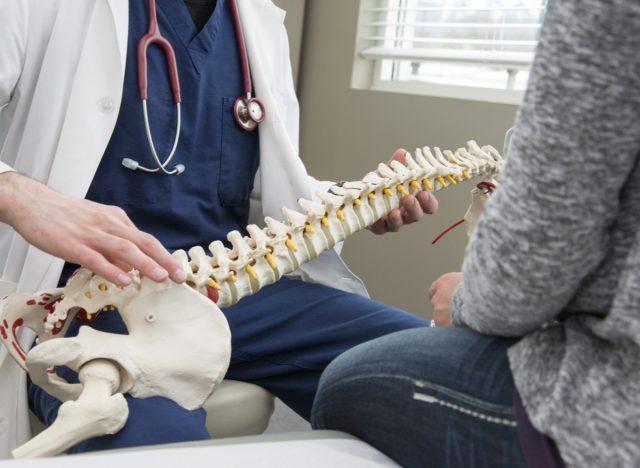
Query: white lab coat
[{"left": 0, "top": 0, "right": 367, "bottom": 458}]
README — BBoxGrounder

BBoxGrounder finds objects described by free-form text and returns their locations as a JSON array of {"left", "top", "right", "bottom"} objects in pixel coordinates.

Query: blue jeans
[
  {"left": 311, "top": 327, "right": 527, "bottom": 468},
  {"left": 28, "top": 278, "right": 427, "bottom": 453}
]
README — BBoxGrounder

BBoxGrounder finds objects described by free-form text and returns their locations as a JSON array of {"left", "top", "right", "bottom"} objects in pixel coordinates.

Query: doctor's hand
[
  {"left": 367, "top": 149, "right": 439, "bottom": 235},
  {"left": 0, "top": 172, "right": 186, "bottom": 287},
  {"left": 428, "top": 272, "right": 463, "bottom": 327}
]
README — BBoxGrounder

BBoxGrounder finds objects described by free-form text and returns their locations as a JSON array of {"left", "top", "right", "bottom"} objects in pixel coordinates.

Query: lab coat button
[{"left": 98, "top": 97, "right": 115, "bottom": 113}]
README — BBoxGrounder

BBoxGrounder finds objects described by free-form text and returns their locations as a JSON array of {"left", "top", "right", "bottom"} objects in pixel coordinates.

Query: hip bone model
[{"left": 0, "top": 141, "right": 502, "bottom": 458}]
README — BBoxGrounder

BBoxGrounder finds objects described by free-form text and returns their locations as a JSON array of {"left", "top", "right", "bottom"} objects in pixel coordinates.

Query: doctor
[{"left": 0, "top": 0, "right": 436, "bottom": 456}]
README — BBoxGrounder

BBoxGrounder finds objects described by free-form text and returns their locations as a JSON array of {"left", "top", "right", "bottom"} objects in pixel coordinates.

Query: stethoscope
[{"left": 121, "top": 0, "right": 265, "bottom": 176}]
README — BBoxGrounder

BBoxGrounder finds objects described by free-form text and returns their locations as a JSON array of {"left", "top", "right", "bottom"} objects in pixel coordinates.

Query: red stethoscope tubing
[
  {"left": 137, "top": 0, "right": 181, "bottom": 103},
  {"left": 126, "top": 0, "right": 265, "bottom": 175},
  {"left": 228, "top": 0, "right": 252, "bottom": 99},
  {"left": 137, "top": 0, "right": 263, "bottom": 121}
]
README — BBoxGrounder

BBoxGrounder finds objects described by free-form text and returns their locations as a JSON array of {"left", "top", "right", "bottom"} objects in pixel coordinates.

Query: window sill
[{"left": 362, "top": 80, "right": 524, "bottom": 106}]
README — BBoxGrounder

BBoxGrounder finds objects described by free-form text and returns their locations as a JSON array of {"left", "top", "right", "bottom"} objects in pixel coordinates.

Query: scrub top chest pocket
[{"left": 219, "top": 97, "right": 260, "bottom": 207}]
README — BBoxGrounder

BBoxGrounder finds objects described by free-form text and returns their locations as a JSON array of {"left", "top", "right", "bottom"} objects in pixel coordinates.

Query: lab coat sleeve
[
  {"left": 0, "top": 0, "right": 28, "bottom": 109},
  {"left": 307, "top": 176, "right": 334, "bottom": 197},
  {"left": 277, "top": 21, "right": 301, "bottom": 152},
  {"left": 0, "top": 0, "right": 28, "bottom": 175},
  {"left": 0, "top": 162, "right": 15, "bottom": 174},
  {"left": 271, "top": 15, "right": 336, "bottom": 197}
]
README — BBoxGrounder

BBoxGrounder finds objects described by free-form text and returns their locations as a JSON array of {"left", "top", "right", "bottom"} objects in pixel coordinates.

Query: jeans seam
[
  {"left": 320, "top": 373, "right": 514, "bottom": 418},
  {"left": 413, "top": 392, "right": 517, "bottom": 427},
  {"left": 413, "top": 379, "right": 514, "bottom": 416}
]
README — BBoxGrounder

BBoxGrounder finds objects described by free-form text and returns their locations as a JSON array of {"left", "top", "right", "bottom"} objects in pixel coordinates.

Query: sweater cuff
[{"left": 451, "top": 282, "right": 468, "bottom": 328}]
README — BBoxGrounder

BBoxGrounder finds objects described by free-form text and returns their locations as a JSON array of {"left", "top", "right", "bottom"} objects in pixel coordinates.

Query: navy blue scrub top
[{"left": 61, "top": 0, "right": 259, "bottom": 284}]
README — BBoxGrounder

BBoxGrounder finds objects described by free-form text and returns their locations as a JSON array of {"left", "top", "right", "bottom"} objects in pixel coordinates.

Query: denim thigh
[{"left": 311, "top": 327, "right": 526, "bottom": 468}]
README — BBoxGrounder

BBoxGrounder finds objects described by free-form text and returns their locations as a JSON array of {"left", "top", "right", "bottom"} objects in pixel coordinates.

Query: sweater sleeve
[{"left": 451, "top": 0, "right": 640, "bottom": 336}]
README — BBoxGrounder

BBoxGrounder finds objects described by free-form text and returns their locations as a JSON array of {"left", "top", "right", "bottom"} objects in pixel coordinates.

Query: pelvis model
[{"left": 0, "top": 141, "right": 502, "bottom": 458}]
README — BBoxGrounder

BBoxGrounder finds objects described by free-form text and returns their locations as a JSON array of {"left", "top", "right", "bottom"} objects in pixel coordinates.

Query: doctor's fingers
[
  {"left": 73, "top": 246, "right": 135, "bottom": 287},
  {"left": 369, "top": 195, "right": 434, "bottom": 234},
  {"left": 97, "top": 230, "right": 186, "bottom": 284},
  {"left": 367, "top": 217, "right": 390, "bottom": 235},
  {"left": 82, "top": 203, "right": 182, "bottom": 281},
  {"left": 386, "top": 148, "right": 409, "bottom": 165},
  {"left": 399, "top": 195, "right": 425, "bottom": 224},
  {"left": 93, "top": 211, "right": 186, "bottom": 284},
  {"left": 367, "top": 209, "right": 403, "bottom": 235},
  {"left": 416, "top": 191, "right": 438, "bottom": 215},
  {"left": 374, "top": 149, "right": 409, "bottom": 180}
]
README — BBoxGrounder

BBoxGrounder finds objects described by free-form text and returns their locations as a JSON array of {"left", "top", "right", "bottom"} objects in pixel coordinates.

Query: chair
[{"left": 30, "top": 380, "right": 275, "bottom": 440}]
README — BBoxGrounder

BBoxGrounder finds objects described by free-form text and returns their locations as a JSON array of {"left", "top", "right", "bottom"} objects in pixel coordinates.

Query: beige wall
[{"left": 295, "top": 0, "right": 519, "bottom": 318}]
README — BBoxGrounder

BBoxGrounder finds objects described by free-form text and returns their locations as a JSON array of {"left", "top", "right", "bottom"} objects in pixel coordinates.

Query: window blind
[{"left": 357, "top": 0, "right": 547, "bottom": 92}]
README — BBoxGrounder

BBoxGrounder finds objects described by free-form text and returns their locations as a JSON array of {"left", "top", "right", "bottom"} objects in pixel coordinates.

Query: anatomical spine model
[{"left": 0, "top": 141, "right": 502, "bottom": 458}]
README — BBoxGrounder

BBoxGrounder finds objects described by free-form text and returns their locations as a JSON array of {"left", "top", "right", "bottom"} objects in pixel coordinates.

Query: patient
[{"left": 310, "top": 0, "right": 640, "bottom": 467}]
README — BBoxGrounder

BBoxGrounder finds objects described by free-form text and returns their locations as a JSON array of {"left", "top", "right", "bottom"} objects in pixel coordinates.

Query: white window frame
[{"left": 352, "top": 0, "right": 546, "bottom": 105}]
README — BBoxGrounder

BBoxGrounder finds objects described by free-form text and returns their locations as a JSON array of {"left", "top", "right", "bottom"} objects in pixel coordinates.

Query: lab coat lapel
[
  {"left": 46, "top": 0, "right": 125, "bottom": 199},
  {"left": 236, "top": 0, "right": 314, "bottom": 218},
  {"left": 108, "top": 0, "right": 129, "bottom": 73}
]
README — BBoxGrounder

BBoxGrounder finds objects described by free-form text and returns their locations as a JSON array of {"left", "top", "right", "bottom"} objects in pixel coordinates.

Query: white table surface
[{"left": 0, "top": 431, "right": 399, "bottom": 467}]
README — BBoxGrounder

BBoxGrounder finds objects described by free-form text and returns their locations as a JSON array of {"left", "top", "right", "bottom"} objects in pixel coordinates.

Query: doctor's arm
[{"left": 0, "top": 172, "right": 186, "bottom": 287}]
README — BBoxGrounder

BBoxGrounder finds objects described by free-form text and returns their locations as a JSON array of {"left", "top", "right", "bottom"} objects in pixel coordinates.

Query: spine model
[
  {"left": 35, "top": 140, "right": 503, "bottom": 337},
  {"left": 174, "top": 141, "right": 502, "bottom": 309}
]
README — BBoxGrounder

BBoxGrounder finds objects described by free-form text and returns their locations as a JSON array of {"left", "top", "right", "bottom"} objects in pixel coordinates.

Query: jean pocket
[
  {"left": 413, "top": 380, "right": 516, "bottom": 427},
  {"left": 218, "top": 97, "right": 260, "bottom": 207}
]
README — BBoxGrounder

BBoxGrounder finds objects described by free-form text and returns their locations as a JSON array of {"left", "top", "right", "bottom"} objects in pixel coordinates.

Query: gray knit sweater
[{"left": 451, "top": 1, "right": 640, "bottom": 466}]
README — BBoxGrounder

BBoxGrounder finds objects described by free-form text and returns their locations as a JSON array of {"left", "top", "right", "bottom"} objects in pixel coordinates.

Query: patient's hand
[
  {"left": 428, "top": 272, "right": 463, "bottom": 327},
  {"left": 368, "top": 149, "right": 439, "bottom": 235}
]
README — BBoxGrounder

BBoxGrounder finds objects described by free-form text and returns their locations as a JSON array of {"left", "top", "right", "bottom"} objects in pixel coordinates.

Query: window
[{"left": 353, "top": 0, "right": 548, "bottom": 104}]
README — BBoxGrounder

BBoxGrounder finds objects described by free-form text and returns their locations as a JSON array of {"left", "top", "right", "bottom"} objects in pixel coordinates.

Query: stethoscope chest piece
[{"left": 234, "top": 96, "right": 265, "bottom": 132}]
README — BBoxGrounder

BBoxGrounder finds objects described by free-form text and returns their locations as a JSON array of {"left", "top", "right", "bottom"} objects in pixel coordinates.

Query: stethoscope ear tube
[
  {"left": 138, "top": 0, "right": 182, "bottom": 103},
  {"left": 128, "top": 0, "right": 265, "bottom": 176},
  {"left": 140, "top": 99, "right": 183, "bottom": 174},
  {"left": 121, "top": 100, "right": 184, "bottom": 175}
]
